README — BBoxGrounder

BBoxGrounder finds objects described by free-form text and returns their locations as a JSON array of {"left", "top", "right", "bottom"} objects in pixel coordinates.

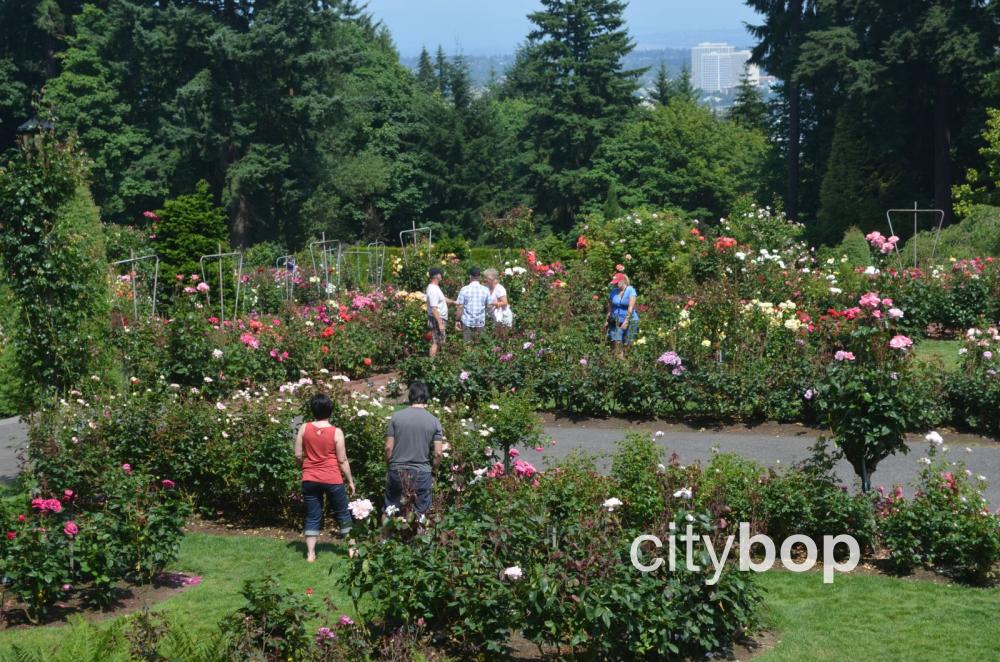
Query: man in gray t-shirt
[{"left": 384, "top": 382, "right": 444, "bottom": 514}]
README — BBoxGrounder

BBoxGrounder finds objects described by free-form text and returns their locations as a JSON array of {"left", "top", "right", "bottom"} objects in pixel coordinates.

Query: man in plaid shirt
[{"left": 455, "top": 267, "right": 490, "bottom": 342}]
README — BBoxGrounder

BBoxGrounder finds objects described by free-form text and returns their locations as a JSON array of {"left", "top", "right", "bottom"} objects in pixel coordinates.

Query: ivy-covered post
[{"left": 0, "top": 128, "right": 112, "bottom": 412}]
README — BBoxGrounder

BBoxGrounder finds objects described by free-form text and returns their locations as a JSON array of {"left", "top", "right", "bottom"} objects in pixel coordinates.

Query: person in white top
[
  {"left": 425, "top": 268, "right": 451, "bottom": 358},
  {"left": 483, "top": 268, "right": 513, "bottom": 333}
]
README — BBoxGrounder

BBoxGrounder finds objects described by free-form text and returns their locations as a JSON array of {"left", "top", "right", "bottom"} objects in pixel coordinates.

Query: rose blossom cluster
[{"left": 865, "top": 231, "right": 900, "bottom": 254}]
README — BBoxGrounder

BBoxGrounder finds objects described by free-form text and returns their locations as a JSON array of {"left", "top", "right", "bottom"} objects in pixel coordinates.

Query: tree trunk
[
  {"left": 231, "top": 194, "right": 250, "bottom": 248},
  {"left": 933, "top": 78, "right": 954, "bottom": 225},
  {"left": 786, "top": 81, "right": 801, "bottom": 221}
]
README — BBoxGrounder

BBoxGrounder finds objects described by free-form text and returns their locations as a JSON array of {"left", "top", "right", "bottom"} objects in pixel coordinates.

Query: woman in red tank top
[{"left": 294, "top": 394, "right": 356, "bottom": 562}]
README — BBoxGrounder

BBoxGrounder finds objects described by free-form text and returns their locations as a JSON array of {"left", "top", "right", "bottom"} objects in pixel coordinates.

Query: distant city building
[{"left": 691, "top": 42, "right": 754, "bottom": 92}]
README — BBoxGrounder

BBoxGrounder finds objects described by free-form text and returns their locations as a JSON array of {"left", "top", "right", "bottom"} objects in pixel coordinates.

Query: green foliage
[
  {"left": 347, "top": 465, "right": 762, "bottom": 659},
  {"left": 0, "top": 469, "right": 189, "bottom": 622},
  {"left": 510, "top": 0, "right": 642, "bottom": 229},
  {"left": 725, "top": 195, "right": 804, "bottom": 250},
  {"left": 0, "top": 132, "right": 112, "bottom": 412},
  {"left": 729, "top": 73, "right": 768, "bottom": 131},
  {"left": 953, "top": 107, "right": 1000, "bottom": 217},
  {"left": 592, "top": 99, "right": 768, "bottom": 220},
  {"left": 814, "top": 105, "right": 896, "bottom": 246},
  {"left": 876, "top": 446, "right": 1000, "bottom": 584},
  {"left": 610, "top": 432, "right": 665, "bottom": 530},
  {"left": 154, "top": 181, "right": 228, "bottom": 278},
  {"left": 837, "top": 226, "right": 875, "bottom": 267},
  {"left": 904, "top": 205, "right": 1000, "bottom": 262}
]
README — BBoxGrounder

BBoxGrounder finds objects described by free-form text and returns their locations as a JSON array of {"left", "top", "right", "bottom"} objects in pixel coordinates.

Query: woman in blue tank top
[{"left": 605, "top": 272, "right": 638, "bottom": 357}]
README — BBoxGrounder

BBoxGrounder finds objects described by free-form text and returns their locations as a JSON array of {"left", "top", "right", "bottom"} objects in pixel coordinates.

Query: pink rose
[
  {"left": 122, "top": 463, "right": 132, "bottom": 475},
  {"left": 889, "top": 335, "right": 913, "bottom": 350},
  {"left": 63, "top": 521, "right": 79, "bottom": 538}
]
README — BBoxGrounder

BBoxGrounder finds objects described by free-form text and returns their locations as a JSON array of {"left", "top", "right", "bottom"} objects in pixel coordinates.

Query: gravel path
[{"left": 0, "top": 416, "right": 26, "bottom": 485}]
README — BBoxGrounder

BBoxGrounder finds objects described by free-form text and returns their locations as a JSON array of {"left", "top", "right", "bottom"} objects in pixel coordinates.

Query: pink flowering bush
[
  {"left": 812, "top": 294, "right": 942, "bottom": 491},
  {"left": 0, "top": 465, "right": 188, "bottom": 621},
  {"left": 876, "top": 443, "right": 1000, "bottom": 583}
]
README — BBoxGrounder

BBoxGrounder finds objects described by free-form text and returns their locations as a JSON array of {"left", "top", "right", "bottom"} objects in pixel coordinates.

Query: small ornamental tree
[
  {"left": 813, "top": 289, "right": 937, "bottom": 492},
  {"left": 154, "top": 180, "right": 228, "bottom": 277},
  {"left": 0, "top": 130, "right": 112, "bottom": 411}
]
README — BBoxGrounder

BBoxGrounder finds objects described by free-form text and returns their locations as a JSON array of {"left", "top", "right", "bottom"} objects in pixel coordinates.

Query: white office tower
[{"left": 691, "top": 43, "right": 754, "bottom": 92}]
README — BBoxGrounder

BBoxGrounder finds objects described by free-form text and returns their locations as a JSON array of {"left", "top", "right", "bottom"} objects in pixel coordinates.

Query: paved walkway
[
  {"left": 0, "top": 416, "right": 26, "bottom": 484},
  {"left": 4, "top": 412, "right": 999, "bottom": 506},
  {"left": 518, "top": 419, "right": 1000, "bottom": 507}
]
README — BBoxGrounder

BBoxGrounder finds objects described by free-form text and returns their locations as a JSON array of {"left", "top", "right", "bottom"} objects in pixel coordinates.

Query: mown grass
[
  {"left": 756, "top": 570, "right": 1000, "bottom": 661},
  {"left": 0, "top": 532, "right": 355, "bottom": 656},
  {"left": 914, "top": 338, "right": 962, "bottom": 373},
  {"left": 2, "top": 532, "right": 999, "bottom": 660}
]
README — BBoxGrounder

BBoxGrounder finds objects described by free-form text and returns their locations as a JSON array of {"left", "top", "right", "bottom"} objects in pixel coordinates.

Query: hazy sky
[{"left": 364, "top": 0, "right": 763, "bottom": 57}]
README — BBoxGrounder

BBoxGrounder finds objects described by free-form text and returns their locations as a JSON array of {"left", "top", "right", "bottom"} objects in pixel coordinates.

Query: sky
[{"left": 363, "top": 0, "right": 763, "bottom": 57}]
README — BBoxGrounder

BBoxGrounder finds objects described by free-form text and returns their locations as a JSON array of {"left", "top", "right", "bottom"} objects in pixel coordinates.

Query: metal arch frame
[
  {"left": 110, "top": 252, "right": 160, "bottom": 320},
  {"left": 886, "top": 204, "right": 945, "bottom": 269},
  {"left": 400, "top": 225, "right": 432, "bottom": 259},
  {"left": 275, "top": 254, "right": 297, "bottom": 301},
  {"left": 308, "top": 236, "right": 342, "bottom": 296},
  {"left": 340, "top": 245, "right": 371, "bottom": 288},
  {"left": 199, "top": 250, "right": 244, "bottom": 321},
  {"left": 367, "top": 240, "right": 386, "bottom": 287}
]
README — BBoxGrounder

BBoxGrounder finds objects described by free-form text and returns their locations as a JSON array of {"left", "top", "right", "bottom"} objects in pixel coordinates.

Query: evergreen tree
[
  {"left": 435, "top": 45, "right": 449, "bottom": 97},
  {"left": 44, "top": 5, "right": 155, "bottom": 220},
  {"left": 669, "top": 65, "right": 698, "bottom": 103},
  {"left": 603, "top": 182, "right": 622, "bottom": 219},
  {"left": 512, "top": 0, "right": 643, "bottom": 229},
  {"left": 416, "top": 47, "right": 436, "bottom": 92},
  {"left": 814, "top": 105, "right": 894, "bottom": 246},
  {"left": 729, "top": 73, "right": 768, "bottom": 131},
  {"left": 449, "top": 54, "right": 472, "bottom": 112},
  {"left": 651, "top": 62, "right": 671, "bottom": 106},
  {"left": 746, "top": 0, "right": 817, "bottom": 222}
]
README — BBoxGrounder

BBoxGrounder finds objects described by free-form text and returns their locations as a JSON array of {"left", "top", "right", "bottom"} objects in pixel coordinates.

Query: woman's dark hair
[
  {"left": 309, "top": 394, "right": 334, "bottom": 420},
  {"left": 408, "top": 381, "right": 430, "bottom": 405}
]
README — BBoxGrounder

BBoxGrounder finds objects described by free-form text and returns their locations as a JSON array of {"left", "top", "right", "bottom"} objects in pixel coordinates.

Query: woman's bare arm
[
  {"left": 335, "top": 428, "right": 355, "bottom": 496},
  {"left": 294, "top": 424, "right": 305, "bottom": 466}
]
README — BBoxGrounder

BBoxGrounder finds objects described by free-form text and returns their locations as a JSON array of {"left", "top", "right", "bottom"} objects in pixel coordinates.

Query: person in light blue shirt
[
  {"left": 455, "top": 267, "right": 490, "bottom": 342},
  {"left": 606, "top": 271, "right": 638, "bottom": 357}
]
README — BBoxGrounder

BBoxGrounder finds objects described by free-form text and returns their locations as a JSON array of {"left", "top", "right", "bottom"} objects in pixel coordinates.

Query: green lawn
[
  {"left": 914, "top": 338, "right": 963, "bottom": 373},
  {"left": 0, "top": 533, "right": 356, "bottom": 656},
  {"left": 3, "top": 532, "right": 999, "bottom": 660},
  {"left": 756, "top": 571, "right": 1000, "bottom": 661}
]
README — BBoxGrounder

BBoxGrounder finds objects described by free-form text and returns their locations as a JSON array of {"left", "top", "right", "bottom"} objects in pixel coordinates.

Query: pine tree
[
  {"left": 512, "top": 0, "right": 643, "bottom": 229},
  {"left": 416, "top": 47, "right": 436, "bottom": 92},
  {"left": 729, "top": 73, "right": 767, "bottom": 131},
  {"left": 435, "top": 45, "right": 449, "bottom": 97},
  {"left": 815, "top": 105, "right": 894, "bottom": 246},
  {"left": 670, "top": 65, "right": 698, "bottom": 104},
  {"left": 603, "top": 182, "right": 623, "bottom": 219},
  {"left": 449, "top": 55, "right": 472, "bottom": 112},
  {"left": 652, "top": 62, "right": 671, "bottom": 106}
]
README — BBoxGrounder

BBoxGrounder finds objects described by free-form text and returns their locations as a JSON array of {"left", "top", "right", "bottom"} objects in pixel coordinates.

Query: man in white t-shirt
[{"left": 425, "top": 268, "right": 450, "bottom": 358}]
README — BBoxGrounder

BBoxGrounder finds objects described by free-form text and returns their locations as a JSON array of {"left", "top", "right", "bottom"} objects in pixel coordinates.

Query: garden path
[
  {"left": 3, "top": 409, "right": 999, "bottom": 506},
  {"left": 528, "top": 418, "right": 1000, "bottom": 507}
]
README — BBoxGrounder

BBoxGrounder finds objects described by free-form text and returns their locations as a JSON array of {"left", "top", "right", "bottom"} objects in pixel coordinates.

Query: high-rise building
[{"left": 691, "top": 43, "right": 754, "bottom": 92}]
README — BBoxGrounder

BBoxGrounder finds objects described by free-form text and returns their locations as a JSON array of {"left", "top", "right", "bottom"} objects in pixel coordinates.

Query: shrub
[
  {"left": 154, "top": 180, "right": 228, "bottom": 278},
  {"left": 0, "top": 132, "right": 112, "bottom": 412},
  {"left": 0, "top": 468, "right": 189, "bottom": 622},
  {"left": 348, "top": 466, "right": 762, "bottom": 659},
  {"left": 877, "top": 443, "right": 1000, "bottom": 584},
  {"left": 610, "top": 432, "right": 665, "bottom": 530}
]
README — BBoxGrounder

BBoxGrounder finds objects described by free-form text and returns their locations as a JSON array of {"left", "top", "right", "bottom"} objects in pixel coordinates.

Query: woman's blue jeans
[{"left": 302, "top": 481, "right": 352, "bottom": 536}]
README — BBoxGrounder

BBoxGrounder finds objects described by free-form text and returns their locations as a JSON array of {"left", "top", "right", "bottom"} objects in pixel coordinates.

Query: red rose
[
  {"left": 6, "top": 531, "right": 15, "bottom": 541},
  {"left": 17, "top": 514, "right": 25, "bottom": 523},
  {"left": 363, "top": 358, "right": 372, "bottom": 367}
]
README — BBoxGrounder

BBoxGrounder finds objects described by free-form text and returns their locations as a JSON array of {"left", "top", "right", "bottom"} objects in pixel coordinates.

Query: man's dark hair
[
  {"left": 468, "top": 266, "right": 481, "bottom": 278},
  {"left": 408, "top": 381, "right": 430, "bottom": 405},
  {"left": 429, "top": 267, "right": 442, "bottom": 278},
  {"left": 309, "top": 394, "right": 334, "bottom": 420}
]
